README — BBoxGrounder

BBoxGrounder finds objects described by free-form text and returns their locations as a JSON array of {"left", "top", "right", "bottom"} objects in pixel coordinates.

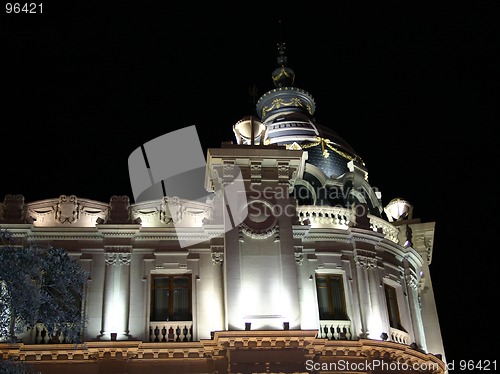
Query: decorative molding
[
  {"left": 250, "top": 161, "right": 262, "bottom": 183},
  {"left": 240, "top": 224, "right": 277, "bottom": 240},
  {"left": 211, "top": 251, "right": 224, "bottom": 265},
  {"left": 277, "top": 162, "right": 289, "bottom": 184},
  {"left": 0, "top": 194, "right": 25, "bottom": 222},
  {"left": 161, "top": 196, "right": 183, "bottom": 224},
  {"left": 294, "top": 246, "right": 304, "bottom": 265},
  {"left": 223, "top": 161, "right": 235, "bottom": 178},
  {"left": 104, "top": 252, "right": 131, "bottom": 266},
  {"left": 108, "top": 195, "right": 130, "bottom": 223},
  {"left": 104, "top": 247, "right": 132, "bottom": 266},
  {"left": 405, "top": 274, "right": 419, "bottom": 291},
  {"left": 354, "top": 253, "right": 377, "bottom": 269}
]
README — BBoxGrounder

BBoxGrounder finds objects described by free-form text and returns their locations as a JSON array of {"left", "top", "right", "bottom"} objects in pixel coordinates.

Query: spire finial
[
  {"left": 277, "top": 42, "right": 287, "bottom": 66},
  {"left": 276, "top": 18, "right": 287, "bottom": 66},
  {"left": 271, "top": 18, "right": 295, "bottom": 88}
]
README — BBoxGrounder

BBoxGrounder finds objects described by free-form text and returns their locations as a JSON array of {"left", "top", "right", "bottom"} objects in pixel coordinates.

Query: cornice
[{"left": 0, "top": 337, "right": 445, "bottom": 373}]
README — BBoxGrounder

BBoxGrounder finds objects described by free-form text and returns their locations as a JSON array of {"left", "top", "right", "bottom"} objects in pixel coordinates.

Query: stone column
[
  {"left": 354, "top": 252, "right": 378, "bottom": 339},
  {"left": 101, "top": 250, "right": 131, "bottom": 340},
  {"left": 404, "top": 260, "right": 427, "bottom": 351},
  {"left": 210, "top": 245, "right": 225, "bottom": 332}
]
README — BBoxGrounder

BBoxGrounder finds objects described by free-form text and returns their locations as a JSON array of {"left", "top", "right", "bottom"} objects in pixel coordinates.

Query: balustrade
[
  {"left": 149, "top": 321, "right": 193, "bottom": 342},
  {"left": 29, "top": 323, "right": 78, "bottom": 344},
  {"left": 390, "top": 327, "right": 411, "bottom": 345},
  {"left": 296, "top": 205, "right": 399, "bottom": 244},
  {"left": 296, "top": 206, "right": 354, "bottom": 228},
  {"left": 318, "top": 320, "right": 353, "bottom": 340}
]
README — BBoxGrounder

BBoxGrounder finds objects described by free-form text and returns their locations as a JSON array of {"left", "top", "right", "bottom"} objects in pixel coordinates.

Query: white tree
[{"left": 0, "top": 228, "right": 88, "bottom": 343}]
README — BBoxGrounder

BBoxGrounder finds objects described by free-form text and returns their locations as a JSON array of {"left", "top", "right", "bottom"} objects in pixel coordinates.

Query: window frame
[
  {"left": 150, "top": 273, "right": 192, "bottom": 322},
  {"left": 315, "top": 273, "right": 349, "bottom": 321},
  {"left": 384, "top": 283, "right": 403, "bottom": 330}
]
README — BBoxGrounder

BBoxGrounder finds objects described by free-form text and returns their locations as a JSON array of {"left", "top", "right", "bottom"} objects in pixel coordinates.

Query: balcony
[
  {"left": 390, "top": 327, "right": 411, "bottom": 345},
  {"left": 17, "top": 323, "right": 79, "bottom": 344},
  {"left": 296, "top": 205, "right": 399, "bottom": 244},
  {"left": 318, "top": 320, "right": 353, "bottom": 340},
  {"left": 149, "top": 321, "right": 193, "bottom": 342}
]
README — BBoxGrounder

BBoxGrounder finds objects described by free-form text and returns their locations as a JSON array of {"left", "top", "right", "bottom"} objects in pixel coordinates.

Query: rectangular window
[
  {"left": 150, "top": 274, "right": 192, "bottom": 322},
  {"left": 316, "top": 274, "right": 348, "bottom": 320},
  {"left": 384, "top": 284, "right": 403, "bottom": 330}
]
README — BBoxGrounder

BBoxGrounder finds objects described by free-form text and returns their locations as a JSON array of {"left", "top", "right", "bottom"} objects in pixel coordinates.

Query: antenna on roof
[
  {"left": 276, "top": 18, "right": 288, "bottom": 66},
  {"left": 248, "top": 83, "right": 258, "bottom": 115},
  {"left": 278, "top": 17, "right": 283, "bottom": 44}
]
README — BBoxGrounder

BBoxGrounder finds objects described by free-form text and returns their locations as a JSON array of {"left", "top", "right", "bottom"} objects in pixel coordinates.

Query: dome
[
  {"left": 256, "top": 43, "right": 363, "bottom": 179},
  {"left": 262, "top": 111, "right": 362, "bottom": 179}
]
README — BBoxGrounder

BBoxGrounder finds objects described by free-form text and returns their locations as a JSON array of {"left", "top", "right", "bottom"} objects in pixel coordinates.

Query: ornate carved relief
[
  {"left": 0, "top": 194, "right": 24, "bottom": 223},
  {"left": 223, "top": 161, "right": 235, "bottom": 178},
  {"left": 277, "top": 162, "right": 289, "bottom": 184},
  {"left": 160, "top": 196, "right": 183, "bottom": 224},
  {"left": 250, "top": 161, "right": 262, "bottom": 183},
  {"left": 104, "top": 252, "right": 132, "bottom": 266},
  {"left": 294, "top": 246, "right": 304, "bottom": 265},
  {"left": 55, "top": 195, "right": 79, "bottom": 224},
  {"left": 211, "top": 245, "right": 224, "bottom": 265},
  {"left": 211, "top": 252, "right": 224, "bottom": 265},
  {"left": 405, "top": 274, "right": 419, "bottom": 291},
  {"left": 108, "top": 195, "right": 130, "bottom": 223},
  {"left": 105, "top": 247, "right": 132, "bottom": 266},
  {"left": 240, "top": 224, "right": 277, "bottom": 240},
  {"left": 354, "top": 254, "right": 378, "bottom": 269}
]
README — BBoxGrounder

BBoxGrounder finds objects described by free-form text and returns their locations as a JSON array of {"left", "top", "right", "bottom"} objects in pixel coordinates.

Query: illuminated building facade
[{"left": 0, "top": 45, "right": 446, "bottom": 373}]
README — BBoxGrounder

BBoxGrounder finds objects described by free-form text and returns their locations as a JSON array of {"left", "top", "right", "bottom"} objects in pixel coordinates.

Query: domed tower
[
  {"left": 255, "top": 43, "right": 383, "bottom": 216},
  {"left": 215, "top": 42, "right": 447, "bottom": 372}
]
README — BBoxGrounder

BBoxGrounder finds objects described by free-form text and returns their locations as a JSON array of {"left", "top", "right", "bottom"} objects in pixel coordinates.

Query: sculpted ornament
[
  {"left": 55, "top": 195, "right": 79, "bottom": 224},
  {"left": 160, "top": 196, "right": 183, "bottom": 224},
  {"left": 405, "top": 274, "right": 419, "bottom": 291},
  {"left": 294, "top": 247, "right": 304, "bottom": 265},
  {"left": 105, "top": 251, "right": 132, "bottom": 266},
  {"left": 355, "top": 254, "right": 377, "bottom": 269}
]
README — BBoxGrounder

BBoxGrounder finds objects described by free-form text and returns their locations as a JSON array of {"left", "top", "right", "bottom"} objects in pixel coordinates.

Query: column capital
[{"left": 104, "top": 248, "right": 132, "bottom": 266}]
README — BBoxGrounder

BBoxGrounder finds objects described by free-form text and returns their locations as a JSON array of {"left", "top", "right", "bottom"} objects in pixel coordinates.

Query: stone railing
[
  {"left": 296, "top": 206, "right": 355, "bottom": 229},
  {"left": 18, "top": 323, "right": 79, "bottom": 344},
  {"left": 369, "top": 215, "right": 399, "bottom": 243},
  {"left": 149, "top": 321, "right": 193, "bottom": 342},
  {"left": 318, "top": 320, "right": 353, "bottom": 340},
  {"left": 296, "top": 205, "right": 399, "bottom": 244},
  {"left": 390, "top": 327, "right": 411, "bottom": 345}
]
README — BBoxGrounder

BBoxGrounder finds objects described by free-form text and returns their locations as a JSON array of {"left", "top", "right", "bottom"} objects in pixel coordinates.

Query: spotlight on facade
[
  {"left": 380, "top": 332, "right": 388, "bottom": 341},
  {"left": 96, "top": 217, "right": 105, "bottom": 224},
  {"left": 245, "top": 322, "right": 251, "bottom": 331},
  {"left": 283, "top": 322, "right": 290, "bottom": 330}
]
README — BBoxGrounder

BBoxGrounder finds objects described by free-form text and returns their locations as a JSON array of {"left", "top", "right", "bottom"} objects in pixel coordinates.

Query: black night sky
[{"left": 2, "top": 2, "right": 497, "bottom": 366}]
